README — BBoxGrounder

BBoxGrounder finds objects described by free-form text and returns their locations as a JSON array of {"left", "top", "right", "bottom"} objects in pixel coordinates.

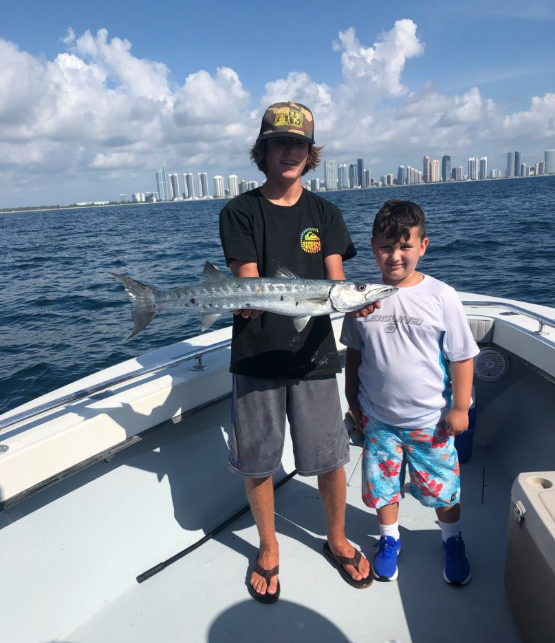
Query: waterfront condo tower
[
  {"left": 506, "top": 152, "right": 516, "bottom": 178},
  {"left": 349, "top": 164, "right": 359, "bottom": 189},
  {"left": 155, "top": 166, "right": 171, "bottom": 201},
  {"left": 357, "top": 158, "right": 364, "bottom": 187},
  {"left": 324, "top": 160, "right": 338, "bottom": 191},
  {"left": 442, "top": 156, "right": 451, "bottom": 182},
  {"left": 423, "top": 155, "right": 431, "bottom": 183},
  {"left": 213, "top": 176, "right": 225, "bottom": 198},
  {"left": 228, "top": 175, "right": 239, "bottom": 198},
  {"left": 479, "top": 157, "right": 488, "bottom": 181}
]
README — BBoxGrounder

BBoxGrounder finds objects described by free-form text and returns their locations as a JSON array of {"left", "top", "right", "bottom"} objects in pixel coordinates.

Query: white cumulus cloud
[{"left": 0, "top": 20, "right": 553, "bottom": 207}]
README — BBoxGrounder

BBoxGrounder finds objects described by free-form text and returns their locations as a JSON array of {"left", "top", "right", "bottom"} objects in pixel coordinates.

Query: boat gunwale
[
  {"left": 2, "top": 299, "right": 553, "bottom": 434},
  {"left": 0, "top": 338, "right": 232, "bottom": 433}
]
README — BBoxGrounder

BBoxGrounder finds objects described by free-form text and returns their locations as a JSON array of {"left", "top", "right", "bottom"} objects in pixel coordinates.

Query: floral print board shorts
[{"left": 362, "top": 413, "right": 461, "bottom": 510}]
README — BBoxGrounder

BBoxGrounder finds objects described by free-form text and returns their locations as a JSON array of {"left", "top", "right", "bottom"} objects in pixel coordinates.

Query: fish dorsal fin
[
  {"left": 274, "top": 266, "right": 299, "bottom": 279},
  {"left": 202, "top": 262, "right": 226, "bottom": 282},
  {"left": 293, "top": 315, "right": 311, "bottom": 332}
]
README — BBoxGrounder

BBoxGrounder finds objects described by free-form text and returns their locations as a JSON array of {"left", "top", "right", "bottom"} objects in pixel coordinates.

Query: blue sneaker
[
  {"left": 373, "top": 536, "right": 401, "bottom": 581},
  {"left": 443, "top": 533, "right": 471, "bottom": 585}
]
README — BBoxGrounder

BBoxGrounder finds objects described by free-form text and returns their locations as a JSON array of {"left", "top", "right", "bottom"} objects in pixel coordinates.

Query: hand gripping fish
[{"left": 111, "top": 262, "right": 397, "bottom": 339}]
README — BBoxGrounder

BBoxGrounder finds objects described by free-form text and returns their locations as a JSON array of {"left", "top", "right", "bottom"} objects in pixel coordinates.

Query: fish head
[{"left": 329, "top": 282, "right": 398, "bottom": 312}]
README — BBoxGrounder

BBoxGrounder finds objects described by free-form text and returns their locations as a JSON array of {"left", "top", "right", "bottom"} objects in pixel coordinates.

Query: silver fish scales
[{"left": 111, "top": 261, "right": 397, "bottom": 339}]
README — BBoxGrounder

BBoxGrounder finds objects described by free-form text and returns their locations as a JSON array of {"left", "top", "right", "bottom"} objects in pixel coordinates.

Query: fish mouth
[{"left": 366, "top": 285, "right": 398, "bottom": 301}]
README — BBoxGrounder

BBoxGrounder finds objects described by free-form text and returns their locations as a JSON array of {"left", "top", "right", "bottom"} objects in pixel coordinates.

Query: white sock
[
  {"left": 379, "top": 522, "right": 400, "bottom": 540},
  {"left": 439, "top": 520, "right": 461, "bottom": 542}
]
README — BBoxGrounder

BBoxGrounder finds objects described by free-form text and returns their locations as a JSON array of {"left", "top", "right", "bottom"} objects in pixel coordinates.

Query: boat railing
[
  {"left": 0, "top": 339, "right": 232, "bottom": 433},
  {"left": 2, "top": 301, "right": 554, "bottom": 434},
  {"left": 462, "top": 300, "right": 555, "bottom": 335}
]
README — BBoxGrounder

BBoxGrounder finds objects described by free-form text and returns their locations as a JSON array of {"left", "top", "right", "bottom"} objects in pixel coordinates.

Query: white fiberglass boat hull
[{"left": 0, "top": 291, "right": 554, "bottom": 643}]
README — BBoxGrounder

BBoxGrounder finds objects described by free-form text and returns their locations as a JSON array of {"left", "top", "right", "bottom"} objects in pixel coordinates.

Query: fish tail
[{"left": 110, "top": 272, "right": 162, "bottom": 339}]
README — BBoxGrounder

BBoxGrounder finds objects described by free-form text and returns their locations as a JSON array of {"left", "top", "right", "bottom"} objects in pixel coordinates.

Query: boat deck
[{"left": 65, "top": 424, "right": 522, "bottom": 642}]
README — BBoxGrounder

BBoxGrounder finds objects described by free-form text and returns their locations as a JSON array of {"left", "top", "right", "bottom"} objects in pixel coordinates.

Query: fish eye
[{"left": 356, "top": 283, "right": 366, "bottom": 292}]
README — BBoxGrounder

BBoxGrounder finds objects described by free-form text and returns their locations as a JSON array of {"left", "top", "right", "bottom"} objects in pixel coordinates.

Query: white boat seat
[{"left": 468, "top": 316, "right": 494, "bottom": 343}]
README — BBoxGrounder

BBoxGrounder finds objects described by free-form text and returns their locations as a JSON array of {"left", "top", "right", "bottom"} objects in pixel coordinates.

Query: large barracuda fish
[{"left": 112, "top": 262, "right": 397, "bottom": 339}]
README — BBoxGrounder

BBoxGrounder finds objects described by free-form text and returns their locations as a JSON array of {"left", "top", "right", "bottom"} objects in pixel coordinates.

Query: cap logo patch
[
  {"left": 275, "top": 108, "right": 303, "bottom": 129},
  {"left": 300, "top": 227, "right": 321, "bottom": 254}
]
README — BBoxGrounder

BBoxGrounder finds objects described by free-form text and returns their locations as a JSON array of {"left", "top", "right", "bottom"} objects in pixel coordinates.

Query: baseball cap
[{"left": 257, "top": 101, "right": 315, "bottom": 144}]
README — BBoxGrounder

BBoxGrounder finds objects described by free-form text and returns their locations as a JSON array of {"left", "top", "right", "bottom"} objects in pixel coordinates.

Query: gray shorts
[{"left": 228, "top": 374, "right": 350, "bottom": 478}]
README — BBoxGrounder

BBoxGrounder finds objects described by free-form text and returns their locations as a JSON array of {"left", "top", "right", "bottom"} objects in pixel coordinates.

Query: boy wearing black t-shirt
[{"left": 219, "top": 102, "right": 374, "bottom": 603}]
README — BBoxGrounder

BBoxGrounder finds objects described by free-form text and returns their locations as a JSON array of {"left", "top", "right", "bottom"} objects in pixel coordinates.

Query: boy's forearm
[
  {"left": 324, "top": 254, "right": 346, "bottom": 280},
  {"left": 344, "top": 348, "right": 362, "bottom": 410},
  {"left": 450, "top": 358, "right": 474, "bottom": 411}
]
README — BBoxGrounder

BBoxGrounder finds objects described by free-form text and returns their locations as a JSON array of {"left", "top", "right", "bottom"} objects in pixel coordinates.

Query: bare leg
[
  {"left": 376, "top": 503, "right": 399, "bottom": 525},
  {"left": 436, "top": 502, "right": 461, "bottom": 523},
  {"left": 318, "top": 467, "right": 370, "bottom": 580},
  {"left": 245, "top": 476, "right": 279, "bottom": 596}
]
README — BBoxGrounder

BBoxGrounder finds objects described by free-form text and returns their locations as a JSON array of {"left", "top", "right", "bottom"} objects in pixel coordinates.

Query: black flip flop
[
  {"left": 323, "top": 541, "right": 373, "bottom": 589},
  {"left": 247, "top": 555, "right": 281, "bottom": 604}
]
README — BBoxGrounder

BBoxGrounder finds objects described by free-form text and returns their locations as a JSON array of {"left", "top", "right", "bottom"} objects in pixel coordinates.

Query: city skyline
[
  {"left": 1, "top": 3, "right": 554, "bottom": 208},
  {"left": 124, "top": 148, "right": 555, "bottom": 203}
]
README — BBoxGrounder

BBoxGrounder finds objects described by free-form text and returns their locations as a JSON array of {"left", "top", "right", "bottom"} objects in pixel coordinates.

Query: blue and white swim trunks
[{"left": 361, "top": 413, "right": 461, "bottom": 510}]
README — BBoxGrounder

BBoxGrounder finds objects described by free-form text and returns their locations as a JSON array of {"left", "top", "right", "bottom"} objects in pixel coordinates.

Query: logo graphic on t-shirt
[
  {"left": 300, "top": 227, "right": 321, "bottom": 254},
  {"left": 364, "top": 314, "right": 423, "bottom": 334}
]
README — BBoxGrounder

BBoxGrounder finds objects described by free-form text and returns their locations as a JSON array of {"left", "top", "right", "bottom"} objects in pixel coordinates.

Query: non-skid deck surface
[{"left": 65, "top": 430, "right": 522, "bottom": 643}]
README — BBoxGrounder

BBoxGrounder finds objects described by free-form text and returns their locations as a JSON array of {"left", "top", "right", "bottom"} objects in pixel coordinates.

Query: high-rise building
[
  {"left": 185, "top": 173, "right": 195, "bottom": 198},
  {"left": 239, "top": 179, "right": 248, "bottom": 194},
  {"left": 468, "top": 157, "right": 478, "bottom": 180},
  {"left": 356, "top": 159, "right": 364, "bottom": 188},
  {"left": 506, "top": 152, "right": 516, "bottom": 178},
  {"left": 363, "top": 168, "right": 371, "bottom": 187},
  {"left": 338, "top": 164, "right": 349, "bottom": 189},
  {"left": 397, "top": 166, "right": 408, "bottom": 185},
  {"left": 430, "top": 160, "right": 440, "bottom": 183},
  {"left": 324, "top": 160, "right": 338, "bottom": 191},
  {"left": 155, "top": 166, "right": 171, "bottom": 201},
  {"left": 536, "top": 160, "right": 545, "bottom": 175},
  {"left": 198, "top": 172, "right": 209, "bottom": 198},
  {"left": 349, "top": 164, "right": 358, "bottom": 189},
  {"left": 514, "top": 151, "right": 521, "bottom": 177},
  {"left": 228, "top": 175, "right": 239, "bottom": 198},
  {"left": 455, "top": 166, "right": 463, "bottom": 181},
  {"left": 423, "top": 156, "right": 431, "bottom": 183},
  {"left": 479, "top": 157, "right": 488, "bottom": 181},
  {"left": 182, "top": 174, "right": 189, "bottom": 199},
  {"left": 169, "top": 173, "right": 180, "bottom": 200},
  {"left": 521, "top": 163, "right": 529, "bottom": 177},
  {"left": 213, "top": 175, "right": 225, "bottom": 198},
  {"left": 545, "top": 150, "right": 555, "bottom": 174},
  {"left": 248, "top": 181, "right": 258, "bottom": 191},
  {"left": 442, "top": 156, "right": 451, "bottom": 183},
  {"left": 310, "top": 178, "right": 320, "bottom": 192}
]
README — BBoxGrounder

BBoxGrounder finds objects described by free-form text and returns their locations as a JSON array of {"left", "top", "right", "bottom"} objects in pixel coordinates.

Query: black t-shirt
[{"left": 219, "top": 188, "right": 356, "bottom": 379}]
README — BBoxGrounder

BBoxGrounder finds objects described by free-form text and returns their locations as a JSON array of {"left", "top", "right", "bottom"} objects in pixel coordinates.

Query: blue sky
[{"left": 1, "top": 0, "right": 554, "bottom": 206}]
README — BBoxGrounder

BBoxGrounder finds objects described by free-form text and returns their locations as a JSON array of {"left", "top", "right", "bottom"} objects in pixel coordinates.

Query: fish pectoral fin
[
  {"left": 201, "top": 311, "right": 224, "bottom": 331},
  {"left": 201, "top": 262, "right": 226, "bottom": 282},
  {"left": 274, "top": 266, "right": 300, "bottom": 279},
  {"left": 292, "top": 315, "right": 311, "bottom": 332}
]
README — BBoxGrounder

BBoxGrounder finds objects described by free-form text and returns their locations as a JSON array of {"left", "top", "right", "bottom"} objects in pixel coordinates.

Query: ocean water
[{"left": 1, "top": 176, "right": 554, "bottom": 416}]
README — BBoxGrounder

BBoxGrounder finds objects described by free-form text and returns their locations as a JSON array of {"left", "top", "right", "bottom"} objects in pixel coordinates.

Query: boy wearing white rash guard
[{"left": 341, "top": 200, "right": 479, "bottom": 585}]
